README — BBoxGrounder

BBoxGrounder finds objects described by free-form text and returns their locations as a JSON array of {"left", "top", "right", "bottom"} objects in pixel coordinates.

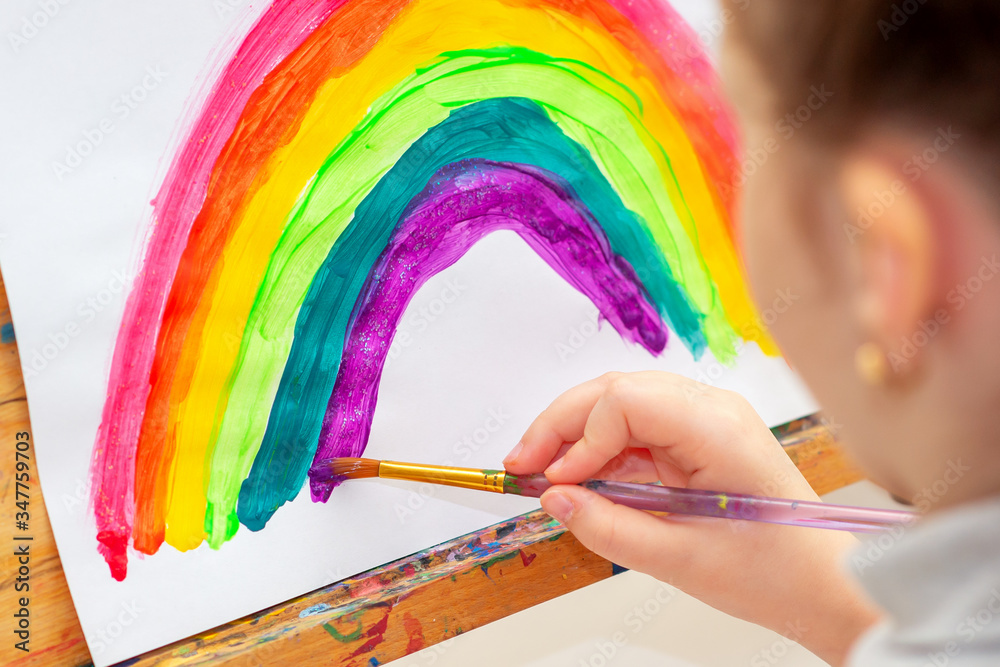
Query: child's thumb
[{"left": 540, "top": 485, "right": 683, "bottom": 573}]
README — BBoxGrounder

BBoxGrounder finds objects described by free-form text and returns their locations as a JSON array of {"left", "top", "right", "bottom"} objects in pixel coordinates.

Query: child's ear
[{"left": 838, "top": 153, "right": 935, "bottom": 377}]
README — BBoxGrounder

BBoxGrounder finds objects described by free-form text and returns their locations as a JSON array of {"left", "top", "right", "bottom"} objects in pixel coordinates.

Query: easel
[{"left": 0, "top": 274, "right": 863, "bottom": 666}]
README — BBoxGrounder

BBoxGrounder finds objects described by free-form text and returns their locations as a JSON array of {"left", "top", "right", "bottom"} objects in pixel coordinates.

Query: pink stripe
[
  {"left": 90, "top": 0, "right": 346, "bottom": 580},
  {"left": 608, "top": 0, "right": 740, "bottom": 183}
]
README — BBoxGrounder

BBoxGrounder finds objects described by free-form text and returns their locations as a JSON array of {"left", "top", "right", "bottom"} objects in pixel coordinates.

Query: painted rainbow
[{"left": 90, "top": 0, "right": 770, "bottom": 580}]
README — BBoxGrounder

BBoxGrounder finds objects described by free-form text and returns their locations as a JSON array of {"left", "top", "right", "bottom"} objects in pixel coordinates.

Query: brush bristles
[{"left": 327, "top": 457, "right": 381, "bottom": 479}]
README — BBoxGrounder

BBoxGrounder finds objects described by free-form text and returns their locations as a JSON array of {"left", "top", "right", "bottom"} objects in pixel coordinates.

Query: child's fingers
[
  {"left": 508, "top": 371, "right": 800, "bottom": 498},
  {"left": 541, "top": 447, "right": 671, "bottom": 484},
  {"left": 540, "top": 485, "right": 696, "bottom": 574},
  {"left": 590, "top": 447, "right": 661, "bottom": 484},
  {"left": 542, "top": 372, "right": 696, "bottom": 483},
  {"left": 504, "top": 373, "right": 622, "bottom": 473},
  {"left": 543, "top": 372, "right": 786, "bottom": 491},
  {"left": 545, "top": 447, "right": 684, "bottom": 485},
  {"left": 544, "top": 386, "right": 631, "bottom": 482}
]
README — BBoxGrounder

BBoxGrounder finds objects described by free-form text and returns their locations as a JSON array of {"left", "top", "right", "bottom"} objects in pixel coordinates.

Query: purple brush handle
[{"left": 504, "top": 474, "right": 916, "bottom": 534}]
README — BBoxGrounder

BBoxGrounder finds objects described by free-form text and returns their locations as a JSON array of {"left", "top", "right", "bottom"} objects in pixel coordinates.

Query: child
[{"left": 504, "top": 2, "right": 1000, "bottom": 665}]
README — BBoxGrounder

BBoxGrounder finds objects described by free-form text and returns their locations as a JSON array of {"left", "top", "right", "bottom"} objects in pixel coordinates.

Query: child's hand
[{"left": 504, "top": 372, "right": 880, "bottom": 666}]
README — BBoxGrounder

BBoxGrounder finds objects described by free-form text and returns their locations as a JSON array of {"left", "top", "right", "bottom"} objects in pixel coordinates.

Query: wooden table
[{"left": 0, "top": 273, "right": 863, "bottom": 667}]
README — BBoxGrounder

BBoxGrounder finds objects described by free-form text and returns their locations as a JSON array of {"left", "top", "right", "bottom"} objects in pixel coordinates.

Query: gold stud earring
[{"left": 855, "top": 342, "right": 889, "bottom": 386}]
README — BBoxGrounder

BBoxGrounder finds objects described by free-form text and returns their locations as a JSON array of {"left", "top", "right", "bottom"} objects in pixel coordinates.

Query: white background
[{"left": 0, "top": 1, "right": 817, "bottom": 664}]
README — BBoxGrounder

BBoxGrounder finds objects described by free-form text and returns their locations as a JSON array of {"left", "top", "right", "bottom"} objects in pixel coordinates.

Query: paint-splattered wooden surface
[{"left": 0, "top": 271, "right": 864, "bottom": 667}]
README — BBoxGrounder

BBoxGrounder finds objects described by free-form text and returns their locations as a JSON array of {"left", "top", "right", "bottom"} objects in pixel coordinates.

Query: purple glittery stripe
[{"left": 308, "top": 160, "right": 666, "bottom": 500}]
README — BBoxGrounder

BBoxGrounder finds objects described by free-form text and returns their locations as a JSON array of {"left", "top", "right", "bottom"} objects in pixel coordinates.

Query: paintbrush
[{"left": 316, "top": 458, "right": 917, "bottom": 534}]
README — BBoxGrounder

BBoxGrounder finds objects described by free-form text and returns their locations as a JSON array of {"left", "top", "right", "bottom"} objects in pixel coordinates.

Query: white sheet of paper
[{"left": 0, "top": 1, "right": 817, "bottom": 664}]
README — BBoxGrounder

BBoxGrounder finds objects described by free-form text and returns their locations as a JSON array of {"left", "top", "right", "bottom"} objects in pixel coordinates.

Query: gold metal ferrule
[{"left": 377, "top": 461, "right": 507, "bottom": 494}]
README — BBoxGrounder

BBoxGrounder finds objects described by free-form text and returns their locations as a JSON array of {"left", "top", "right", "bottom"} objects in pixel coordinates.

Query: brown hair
[{"left": 725, "top": 0, "right": 1000, "bottom": 151}]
